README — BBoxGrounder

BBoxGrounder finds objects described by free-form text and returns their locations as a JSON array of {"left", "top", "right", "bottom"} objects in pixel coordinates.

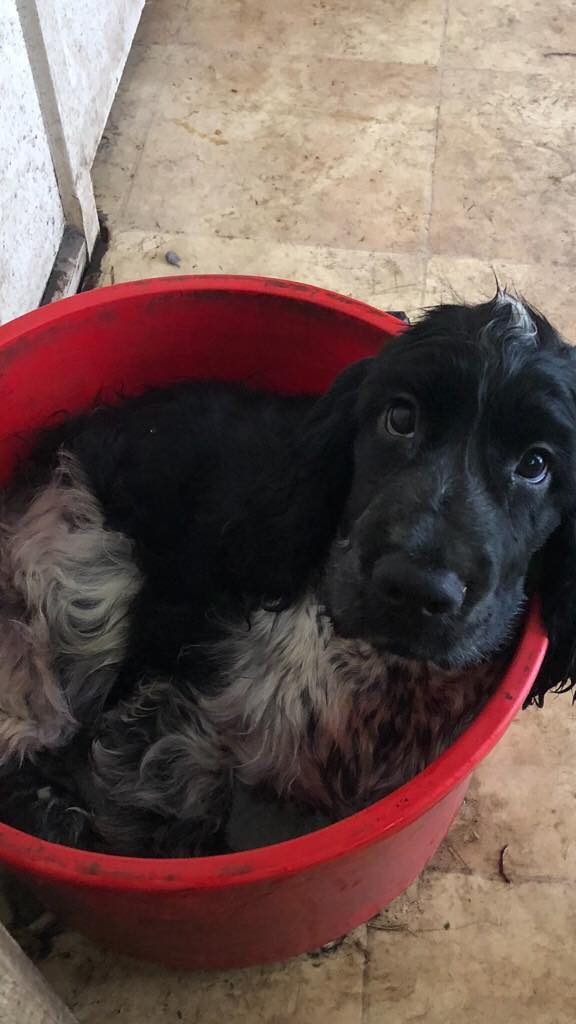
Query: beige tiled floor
[
  {"left": 93, "top": 0, "right": 576, "bottom": 340},
  {"left": 17, "top": 0, "right": 576, "bottom": 1020}
]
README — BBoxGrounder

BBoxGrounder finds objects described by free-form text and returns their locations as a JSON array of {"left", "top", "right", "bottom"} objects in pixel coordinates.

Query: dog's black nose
[{"left": 373, "top": 554, "right": 466, "bottom": 617}]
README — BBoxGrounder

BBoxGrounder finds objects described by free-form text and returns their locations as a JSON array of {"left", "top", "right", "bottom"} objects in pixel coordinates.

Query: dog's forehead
[
  {"left": 368, "top": 293, "right": 575, "bottom": 431},
  {"left": 377, "top": 294, "right": 568, "bottom": 382},
  {"left": 479, "top": 292, "right": 537, "bottom": 344},
  {"left": 474, "top": 295, "right": 573, "bottom": 398}
]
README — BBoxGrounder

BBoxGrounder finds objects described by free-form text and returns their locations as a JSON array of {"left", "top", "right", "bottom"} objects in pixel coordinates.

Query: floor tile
[
  {"left": 431, "top": 70, "right": 576, "bottom": 264},
  {"left": 365, "top": 873, "right": 576, "bottom": 1024},
  {"left": 176, "top": 0, "right": 448, "bottom": 66},
  {"left": 162, "top": 45, "right": 439, "bottom": 128},
  {"left": 430, "top": 696, "right": 576, "bottom": 884},
  {"left": 424, "top": 254, "right": 576, "bottom": 339},
  {"left": 135, "top": 0, "right": 190, "bottom": 44},
  {"left": 123, "top": 103, "right": 435, "bottom": 250},
  {"left": 99, "top": 229, "right": 425, "bottom": 317},
  {"left": 446, "top": 0, "right": 576, "bottom": 76},
  {"left": 40, "top": 928, "right": 367, "bottom": 1024}
]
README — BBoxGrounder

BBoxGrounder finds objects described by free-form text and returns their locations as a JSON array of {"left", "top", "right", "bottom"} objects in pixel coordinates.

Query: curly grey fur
[
  {"left": 84, "top": 597, "right": 500, "bottom": 855},
  {"left": 0, "top": 453, "right": 142, "bottom": 765}
]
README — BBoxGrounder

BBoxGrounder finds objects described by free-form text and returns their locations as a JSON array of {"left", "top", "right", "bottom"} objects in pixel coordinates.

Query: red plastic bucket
[{"left": 0, "top": 277, "right": 547, "bottom": 969}]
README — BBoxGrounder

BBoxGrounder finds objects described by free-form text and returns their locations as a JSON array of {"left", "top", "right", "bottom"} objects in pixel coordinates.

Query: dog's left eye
[
  {"left": 515, "top": 448, "right": 551, "bottom": 484},
  {"left": 384, "top": 399, "right": 417, "bottom": 438}
]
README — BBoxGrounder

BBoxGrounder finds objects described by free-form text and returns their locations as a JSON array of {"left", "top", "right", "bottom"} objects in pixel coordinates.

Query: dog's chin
[
  {"left": 327, "top": 608, "right": 497, "bottom": 670},
  {"left": 369, "top": 634, "right": 473, "bottom": 671},
  {"left": 323, "top": 576, "right": 526, "bottom": 671}
]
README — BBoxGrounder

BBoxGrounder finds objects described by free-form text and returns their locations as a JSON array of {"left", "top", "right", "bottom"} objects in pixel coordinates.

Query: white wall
[
  {"left": 0, "top": 0, "right": 144, "bottom": 324},
  {"left": 33, "top": 0, "right": 145, "bottom": 181},
  {"left": 0, "top": 0, "right": 65, "bottom": 324}
]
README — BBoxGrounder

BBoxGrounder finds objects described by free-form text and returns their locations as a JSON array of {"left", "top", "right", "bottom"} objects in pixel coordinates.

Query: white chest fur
[{"left": 204, "top": 597, "right": 499, "bottom": 816}]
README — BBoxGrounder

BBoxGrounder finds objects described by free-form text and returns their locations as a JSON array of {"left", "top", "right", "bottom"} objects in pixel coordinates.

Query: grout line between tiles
[
  {"left": 360, "top": 924, "right": 373, "bottom": 1024},
  {"left": 134, "top": 41, "right": 576, "bottom": 83},
  {"left": 96, "top": 222, "right": 576, "bottom": 276},
  {"left": 426, "top": 864, "right": 576, "bottom": 887},
  {"left": 421, "top": 0, "right": 451, "bottom": 305},
  {"left": 111, "top": 55, "right": 176, "bottom": 229},
  {"left": 104, "top": 0, "right": 196, "bottom": 229}
]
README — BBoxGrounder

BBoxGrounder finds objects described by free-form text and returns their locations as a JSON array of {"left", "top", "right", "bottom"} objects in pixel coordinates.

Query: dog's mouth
[
  {"left": 321, "top": 537, "right": 528, "bottom": 670},
  {"left": 329, "top": 606, "right": 471, "bottom": 668},
  {"left": 325, "top": 585, "right": 525, "bottom": 671}
]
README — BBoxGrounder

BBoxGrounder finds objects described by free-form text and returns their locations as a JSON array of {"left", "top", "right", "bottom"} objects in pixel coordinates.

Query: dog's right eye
[
  {"left": 383, "top": 399, "right": 417, "bottom": 438},
  {"left": 515, "top": 447, "right": 551, "bottom": 484}
]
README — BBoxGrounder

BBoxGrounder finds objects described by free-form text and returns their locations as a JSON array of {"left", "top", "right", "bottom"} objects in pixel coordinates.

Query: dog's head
[{"left": 319, "top": 292, "right": 576, "bottom": 702}]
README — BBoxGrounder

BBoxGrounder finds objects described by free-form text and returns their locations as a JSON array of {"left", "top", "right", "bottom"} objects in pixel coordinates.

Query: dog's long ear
[
  {"left": 263, "top": 357, "right": 374, "bottom": 607},
  {"left": 528, "top": 516, "right": 576, "bottom": 706},
  {"left": 300, "top": 358, "right": 376, "bottom": 524},
  {"left": 520, "top": 310, "right": 576, "bottom": 707},
  {"left": 303, "top": 357, "right": 374, "bottom": 463}
]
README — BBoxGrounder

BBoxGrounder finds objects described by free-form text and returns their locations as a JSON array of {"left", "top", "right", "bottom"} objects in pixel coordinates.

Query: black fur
[
  {"left": 325, "top": 297, "right": 576, "bottom": 683},
  {"left": 41, "top": 298, "right": 576, "bottom": 696},
  {"left": 70, "top": 298, "right": 576, "bottom": 698},
  {"left": 42, "top": 363, "right": 370, "bottom": 693}
]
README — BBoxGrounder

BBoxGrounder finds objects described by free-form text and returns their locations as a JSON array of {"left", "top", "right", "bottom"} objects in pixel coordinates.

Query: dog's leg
[
  {"left": 88, "top": 677, "right": 231, "bottom": 857},
  {"left": 0, "top": 452, "right": 142, "bottom": 767}
]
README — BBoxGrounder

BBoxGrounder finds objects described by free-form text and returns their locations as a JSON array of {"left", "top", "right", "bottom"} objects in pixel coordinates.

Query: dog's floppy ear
[
  {"left": 303, "top": 357, "right": 374, "bottom": 457},
  {"left": 254, "top": 357, "right": 374, "bottom": 611},
  {"left": 527, "top": 330, "right": 576, "bottom": 707},
  {"left": 528, "top": 515, "right": 576, "bottom": 707},
  {"left": 296, "top": 356, "right": 375, "bottom": 519}
]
